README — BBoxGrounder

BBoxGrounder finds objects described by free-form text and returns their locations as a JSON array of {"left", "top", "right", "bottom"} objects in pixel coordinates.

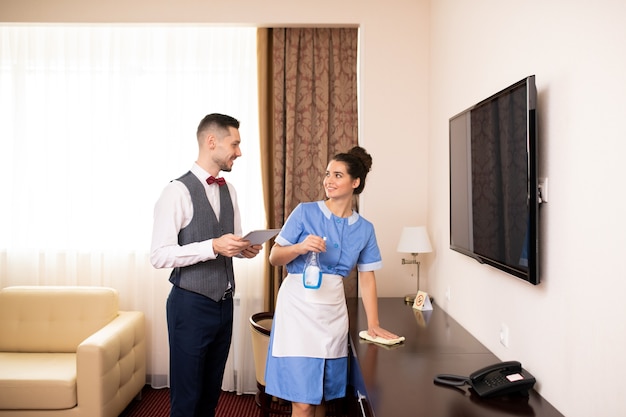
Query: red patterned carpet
[
  {"left": 119, "top": 386, "right": 260, "bottom": 417},
  {"left": 120, "top": 385, "right": 348, "bottom": 416}
]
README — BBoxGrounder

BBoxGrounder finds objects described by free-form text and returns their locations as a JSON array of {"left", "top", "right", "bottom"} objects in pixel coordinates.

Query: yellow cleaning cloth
[{"left": 359, "top": 330, "right": 405, "bottom": 346}]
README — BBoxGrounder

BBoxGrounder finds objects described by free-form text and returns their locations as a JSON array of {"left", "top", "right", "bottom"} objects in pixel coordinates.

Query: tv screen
[{"left": 449, "top": 75, "right": 539, "bottom": 285}]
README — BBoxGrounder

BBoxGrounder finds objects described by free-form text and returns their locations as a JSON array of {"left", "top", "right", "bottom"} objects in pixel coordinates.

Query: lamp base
[{"left": 403, "top": 293, "right": 434, "bottom": 305}]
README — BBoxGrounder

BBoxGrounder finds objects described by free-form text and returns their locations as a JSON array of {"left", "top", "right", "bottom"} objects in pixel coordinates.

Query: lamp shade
[{"left": 397, "top": 226, "right": 432, "bottom": 254}]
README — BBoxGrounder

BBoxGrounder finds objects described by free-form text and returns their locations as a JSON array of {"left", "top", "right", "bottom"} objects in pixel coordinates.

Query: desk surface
[{"left": 347, "top": 298, "right": 564, "bottom": 417}]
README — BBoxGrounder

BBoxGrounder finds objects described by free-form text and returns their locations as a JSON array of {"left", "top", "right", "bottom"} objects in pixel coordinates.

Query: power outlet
[
  {"left": 499, "top": 323, "right": 509, "bottom": 348},
  {"left": 445, "top": 286, "right": 451, "bottom": 301}
]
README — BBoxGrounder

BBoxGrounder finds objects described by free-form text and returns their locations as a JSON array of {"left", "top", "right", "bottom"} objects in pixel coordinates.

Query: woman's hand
[
  {"left": 367, "top": 325, "right": 399, "bottom": 340},
  {"left": 269, "top": 234, "right": 325, "bottom": 266},
  {"left": 299, "top": 234, "right": 326, "bottom": 254}
]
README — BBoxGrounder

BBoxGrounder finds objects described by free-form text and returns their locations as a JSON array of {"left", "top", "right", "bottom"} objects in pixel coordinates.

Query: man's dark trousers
[{"left": 167, "top": 285, "right": 233, "bottom": 417}]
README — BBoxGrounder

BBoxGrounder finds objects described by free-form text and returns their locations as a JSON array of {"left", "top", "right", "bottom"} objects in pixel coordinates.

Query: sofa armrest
[{"left": 76, "top": 311, "right": 146, "bottom": 417}]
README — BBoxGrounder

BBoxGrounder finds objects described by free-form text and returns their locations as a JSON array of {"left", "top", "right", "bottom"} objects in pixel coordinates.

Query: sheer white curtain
[{"left": 0, "top": 24, "right": 264, "bottom": 394}]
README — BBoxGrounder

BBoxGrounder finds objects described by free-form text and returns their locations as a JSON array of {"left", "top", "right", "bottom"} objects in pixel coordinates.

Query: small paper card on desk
[
  {"left": 413, "top": 290, "right": 433, "bottom": 311},
  {"left": 242, "top": 229, "right": 281, "bottom": 245},
  {"left": 359, "top": 330, "right": 405, "bottom": 346}
]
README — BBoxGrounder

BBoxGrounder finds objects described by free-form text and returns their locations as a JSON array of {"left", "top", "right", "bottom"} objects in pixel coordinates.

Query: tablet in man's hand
[{"left": 242, "top": 229, "right": 280, "bottom": 245}]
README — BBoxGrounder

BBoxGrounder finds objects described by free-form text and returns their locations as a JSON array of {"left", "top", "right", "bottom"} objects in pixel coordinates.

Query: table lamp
[{"left": 397, "top": 226, "right": 432, "bottom": 305}]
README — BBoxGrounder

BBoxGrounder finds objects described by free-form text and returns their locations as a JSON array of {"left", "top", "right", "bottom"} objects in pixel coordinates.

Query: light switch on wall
[{"left": 539, "top": 177, "right": 549, "bottom": 203}]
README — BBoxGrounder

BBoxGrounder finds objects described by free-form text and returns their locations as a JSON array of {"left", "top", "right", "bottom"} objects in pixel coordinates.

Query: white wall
[
  {"left": 4, "top": 0, "right": 625, "bottom": 415},
  {"left": 429, "top": 1, "right": 626, "bottom": 416}
]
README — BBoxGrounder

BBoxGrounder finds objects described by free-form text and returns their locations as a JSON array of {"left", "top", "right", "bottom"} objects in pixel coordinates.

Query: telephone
[{"left": 434, "top": 361, "right": 536, "bottom": 398}]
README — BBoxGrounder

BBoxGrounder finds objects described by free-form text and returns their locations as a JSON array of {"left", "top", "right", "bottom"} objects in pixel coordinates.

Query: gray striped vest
[{"left": 168, "top": 171, "right": 235, "bottom": 301}]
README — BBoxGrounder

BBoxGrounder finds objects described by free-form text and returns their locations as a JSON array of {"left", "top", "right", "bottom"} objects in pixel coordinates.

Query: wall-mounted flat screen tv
[{"left": 449, "top": 75, "right": 539, "bottom": 285}]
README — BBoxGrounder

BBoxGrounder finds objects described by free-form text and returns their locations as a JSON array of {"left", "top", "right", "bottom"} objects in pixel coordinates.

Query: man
[{"left": 150, "top": 113, "right": 261, "bottom": 417}]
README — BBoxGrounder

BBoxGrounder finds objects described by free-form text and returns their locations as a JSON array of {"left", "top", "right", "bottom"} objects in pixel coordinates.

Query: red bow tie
[{"left": 207, "top": 176, "right": 226, "bottom": 186}]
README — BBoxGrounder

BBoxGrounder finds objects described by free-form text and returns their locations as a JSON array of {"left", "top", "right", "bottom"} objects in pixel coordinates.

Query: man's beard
[{"left": 218, "top": 160, "right": 233, "bottom": 172}]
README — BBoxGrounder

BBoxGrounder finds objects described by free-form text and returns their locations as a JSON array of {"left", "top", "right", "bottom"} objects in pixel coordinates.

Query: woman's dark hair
[{"left": 332, "top": 146, "right": 373, "bottom": 195}]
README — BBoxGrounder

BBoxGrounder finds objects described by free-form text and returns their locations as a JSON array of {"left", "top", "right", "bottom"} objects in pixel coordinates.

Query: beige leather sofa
[{"left": 0, "top": 286, "right": 146, "bottom": 417}]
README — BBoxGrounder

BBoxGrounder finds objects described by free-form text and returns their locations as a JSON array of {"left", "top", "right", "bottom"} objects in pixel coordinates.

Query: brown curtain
[{"left": 258, "top": 28, "right": 359, "bottom": 311}]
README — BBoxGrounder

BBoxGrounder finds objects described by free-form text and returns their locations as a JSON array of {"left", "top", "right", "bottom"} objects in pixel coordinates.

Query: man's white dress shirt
[{"left": 150, "top": 163, "right": 243, "bottom": 269}]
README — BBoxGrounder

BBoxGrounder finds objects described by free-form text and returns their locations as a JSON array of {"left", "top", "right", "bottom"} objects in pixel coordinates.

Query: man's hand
[
  {"left": 240, "top": 244, "right": 262, "bottom": 259},
  {"left": 213, "top": 234, "right": 253, "bottom": 257}
]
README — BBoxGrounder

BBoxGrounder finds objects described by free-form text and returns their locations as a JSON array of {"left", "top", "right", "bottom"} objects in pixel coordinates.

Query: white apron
[{"left": 271, "top": 273, "right": 348, "bottom": 359}]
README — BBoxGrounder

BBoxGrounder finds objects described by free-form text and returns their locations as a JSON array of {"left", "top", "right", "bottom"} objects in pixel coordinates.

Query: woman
[{"left": 265, "top": 146, "right": 398, "bottom": 417}]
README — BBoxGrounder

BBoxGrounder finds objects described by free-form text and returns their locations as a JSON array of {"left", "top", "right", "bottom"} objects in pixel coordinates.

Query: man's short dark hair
[{"left": 197, "top": 113, "right": 240, "bottom": 139}]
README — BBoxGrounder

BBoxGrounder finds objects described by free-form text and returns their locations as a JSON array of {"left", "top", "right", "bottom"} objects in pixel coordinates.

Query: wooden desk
[{"left": 347, "top": 298, "right": 564, "bottom": 417}]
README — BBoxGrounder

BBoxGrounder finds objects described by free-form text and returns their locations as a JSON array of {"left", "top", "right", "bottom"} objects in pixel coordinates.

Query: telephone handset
[{"left": 434, "top": 361, "right": 536, "bottom": 398}]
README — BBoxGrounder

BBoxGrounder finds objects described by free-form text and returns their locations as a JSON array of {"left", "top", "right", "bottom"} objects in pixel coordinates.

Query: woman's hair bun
[{"left": 348, "top": 146, "right": 372, "bottom": 172}]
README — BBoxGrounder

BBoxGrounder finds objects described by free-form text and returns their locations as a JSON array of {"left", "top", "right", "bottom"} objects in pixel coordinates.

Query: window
[
  {"left": 0, "top": 25, "right": 263, "bottom": 252},
  {"left": 0, "top": 25, "right": 265, "bottom": 391}
]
